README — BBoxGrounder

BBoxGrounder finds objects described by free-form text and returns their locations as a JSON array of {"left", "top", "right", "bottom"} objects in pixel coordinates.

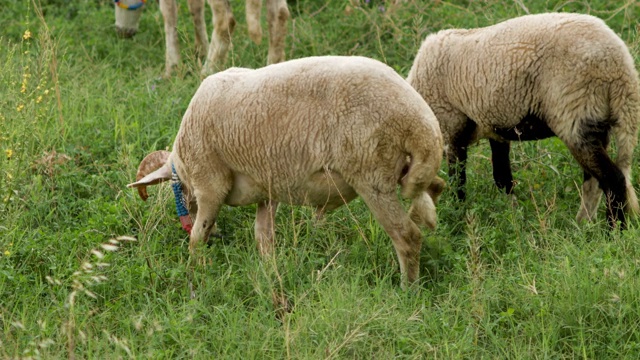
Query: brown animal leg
[
  {"left": 203, "top": 0, "right": 236, "bottom": 75},
  {"left": 245, "top": 0, "right": 262, "bottom": 45},
  {"left": 159, "top": 0, "right": 180, "bottom": 77},
  {"left": 265, "top": 0, "right": 289, "bottom": 64},
  {"left": 187, "top": 0, "right": 209, "bottom": 58}
]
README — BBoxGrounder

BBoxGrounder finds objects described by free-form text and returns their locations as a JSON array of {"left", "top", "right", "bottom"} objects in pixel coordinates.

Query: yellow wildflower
[
  {"left": 16, "top": 104, "right": 24, "bottom": 112},
  {"left": 7, "top": 173, "right": 12, "bottom": 180},
  {"left": 5, "top": 149, "right": 12, "bottom": 159},
  {"left": 3, "top": 250, "right": 10, "bottom": 256},
  {"left": 23, "top": 30, "right": 31, "bottom": 40},
  {"left": 44, "top": 89, "right": 50, "bottom": 95},
  {"left": 36, "top": 96, "right": 43, "bottom": 103}
]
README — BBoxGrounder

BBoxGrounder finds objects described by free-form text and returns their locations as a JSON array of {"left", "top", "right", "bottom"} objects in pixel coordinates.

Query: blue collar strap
[
  {"left": 171, "top": 164, "right": 193, "bottom": 234},
  {"left": 114, "top": 0, "right": 146, "bottom": 10}
]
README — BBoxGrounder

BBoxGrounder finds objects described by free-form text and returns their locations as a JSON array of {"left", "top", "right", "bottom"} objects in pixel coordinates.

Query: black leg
[
  {"left": 489, "top": 139, "right": 514, "bottom": 194},
  {"left": 448, "top": 119, "right": 477, "bottom": 201}
]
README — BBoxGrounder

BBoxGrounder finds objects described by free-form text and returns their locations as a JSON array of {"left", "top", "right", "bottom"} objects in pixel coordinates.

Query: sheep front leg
[
  {"left": 189, "top": 170, "right": 233, "bottom": 251},
  {"left": 187, "top": 0, "right": 209, "bottom": 58},
  {"left": 160, "top": 0, "right": 180, "bottom": 77},
  {"left": 358, "top": 190, "right": 423, "bottom": 288},
  {"left": 266, "top": 0, "right": 289, "bottom": 65},
  {"left": 255, "top": 200, "right": 278, "bottom": 256},
  {"left": 489, "top": 139, "right": 515, "bottom": 194},
  {"left": 447, "top": 119, "right": 477, "bottom": 201},
  {"left": 203, "top": 0, "right": 236, "bottom": 75},
  {"left": 190, "top": 196, "right": 224, "bottom": 252}
]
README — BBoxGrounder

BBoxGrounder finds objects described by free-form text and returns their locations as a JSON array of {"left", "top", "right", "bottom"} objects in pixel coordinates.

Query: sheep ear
[{"left": 127, "top": 150, "right": 172, "bottom": 201}]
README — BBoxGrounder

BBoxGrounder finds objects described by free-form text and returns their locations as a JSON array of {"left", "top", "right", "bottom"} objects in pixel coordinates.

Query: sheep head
[{"left": 127, "top": 150, "right": 172, "bottom": 200}]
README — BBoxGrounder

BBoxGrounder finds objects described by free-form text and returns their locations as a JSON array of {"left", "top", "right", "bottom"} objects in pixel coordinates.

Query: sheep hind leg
[
  {"left": 255, "top": 200, "right": 278, "bottom": 256},
  {"left": 489, "top": 139, "right": 515, "bottom": 194},
  {"left": 568, "top": 137, "right": 627, "bottom": 229},
  {"left": 357, "top": 189, "right": 423, "bottom": 288},
  {"left": 576, "top": 172, "right": 602, "bottom": 223}
]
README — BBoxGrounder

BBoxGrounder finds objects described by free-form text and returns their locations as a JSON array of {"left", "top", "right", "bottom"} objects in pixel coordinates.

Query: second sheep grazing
[
  {"left": 127, "top": 56, "right": 445, "bottom": 287},
  {"left": 407, "top": 12, "right": 640, "bottom": 228}
]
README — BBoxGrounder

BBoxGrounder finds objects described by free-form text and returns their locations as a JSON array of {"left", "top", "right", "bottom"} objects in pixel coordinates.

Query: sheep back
[{"left": 407, "top": 12, "right": 640, "bottom": 144}]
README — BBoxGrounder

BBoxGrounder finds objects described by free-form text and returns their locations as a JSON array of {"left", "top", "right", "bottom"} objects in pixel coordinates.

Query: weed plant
[{"left": 2, "top": 0, "right": 640, "bottom": 358}]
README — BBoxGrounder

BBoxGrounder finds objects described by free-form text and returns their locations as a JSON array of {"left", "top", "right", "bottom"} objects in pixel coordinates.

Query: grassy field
[{"left": 2, "top": 0, "right": 640, "bottom": 358}]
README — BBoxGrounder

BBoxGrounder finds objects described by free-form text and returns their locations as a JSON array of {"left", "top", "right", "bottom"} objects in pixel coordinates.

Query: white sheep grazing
[
  {"left": 127, "top": 56, "right": 445, "bottom": 286},
  {"left": 407, "top": 12, "right": 640, "bottom": 229},
  {"left": 114, "top": 0, "right": 289, "bottom": 76}
]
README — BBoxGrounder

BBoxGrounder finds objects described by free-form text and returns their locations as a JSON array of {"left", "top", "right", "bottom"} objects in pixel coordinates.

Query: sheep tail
[
  {"left": 610, "top": 77, "right": 640, "bottom": 216},
  {"left": 400, "top": 135, "right": 445, "bottom": 229}
]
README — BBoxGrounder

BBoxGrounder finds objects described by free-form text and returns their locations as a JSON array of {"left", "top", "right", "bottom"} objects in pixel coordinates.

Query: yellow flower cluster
[
  {"left": 5, "top": 149, "right": 13, "bottom": 159},
  {"left": 2, "top": 243, "right": 12, "bottom": 256},
  {"left": 21, "top": 74, "right": 29, "bottom": 94},
  {"left": 23, "top": 30, "right": 31, "bottom": 40}
]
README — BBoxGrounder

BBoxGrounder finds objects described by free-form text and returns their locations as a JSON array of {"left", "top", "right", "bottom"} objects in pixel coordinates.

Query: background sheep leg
[
  {"left": 203, "top": 0, "right": 236, "bottom": 75},
  {"left": 187, "top": 0, "right": 209, "bottom": 59},
  {"left": 255, "top": 200, "right": 278, "bottom": 256},
  {"left": 489, "top": 139, "right": 515, "bottom": 194},
  {"left": 265, "top": 0, "right": 289, "bottom": 65},
  {"left": 245, "top": 0, "right": 262, "bottom": 45},
  {"left": 159, "top": 0, "right": 180, "bottom": 77},
  {"left": 447, "top": 119, "right": 477, "bottom": 201},
  {"left": 357, "top": 190, "right": 423, "bottom": 288}
]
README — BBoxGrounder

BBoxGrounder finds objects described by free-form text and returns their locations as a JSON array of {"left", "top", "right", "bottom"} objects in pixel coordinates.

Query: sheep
[
  {"left": 406, "top": 12, "right": 640, "bottom": 229},
  {"left": 127, "top": 56, "right": 445, "bottom": 286},
  {"left": 114, "top": 0, "right": 289, "bottom": 76}
]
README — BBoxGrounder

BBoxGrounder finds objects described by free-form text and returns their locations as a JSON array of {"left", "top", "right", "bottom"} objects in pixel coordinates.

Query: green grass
[{"left": 2, "top": 0, "right": 640, "bottom": 358}]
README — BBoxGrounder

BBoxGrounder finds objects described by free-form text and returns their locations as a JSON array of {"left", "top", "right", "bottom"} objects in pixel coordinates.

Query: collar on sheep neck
[
  {"left": 114, "top": 0, "right": 146, "bottom": 10},
  {"left": 171, "top": 164, "right": 193, "bottom": 234}
]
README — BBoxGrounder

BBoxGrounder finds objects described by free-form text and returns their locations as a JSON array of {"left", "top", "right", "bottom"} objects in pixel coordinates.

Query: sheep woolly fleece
[
  {"left": 129, "top": 56, "right": 444, "bottom": 286},
  {"left": 407, "top": 12, "right": 640, "bottom": 224}
]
